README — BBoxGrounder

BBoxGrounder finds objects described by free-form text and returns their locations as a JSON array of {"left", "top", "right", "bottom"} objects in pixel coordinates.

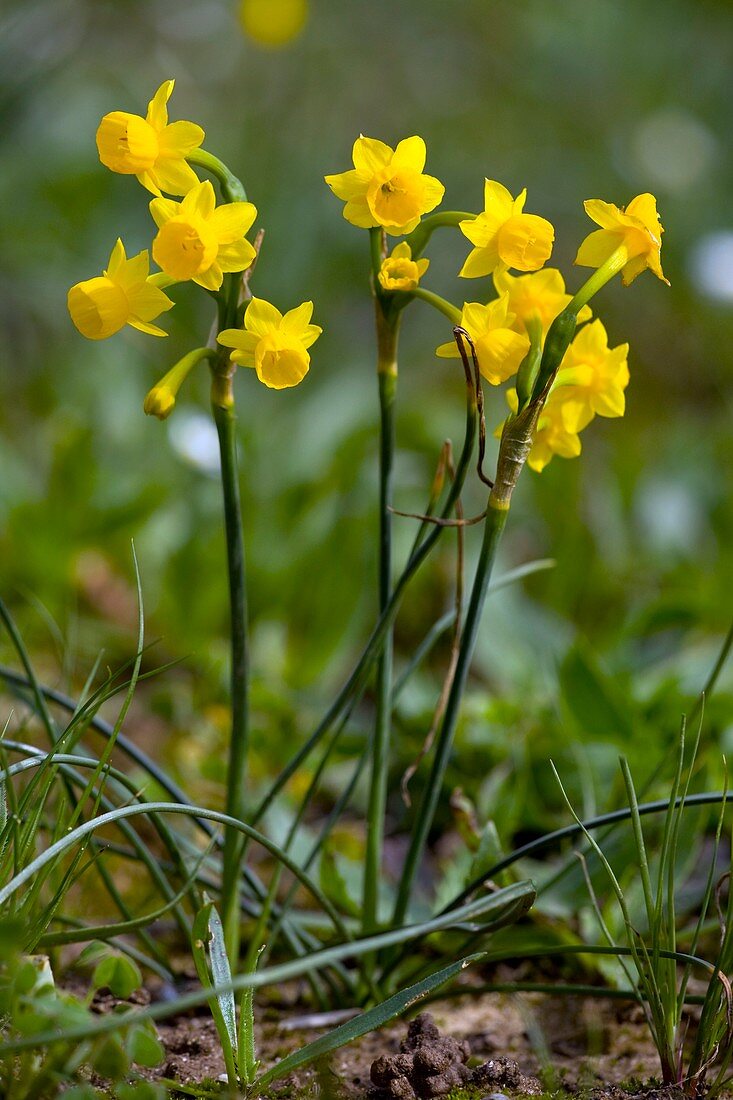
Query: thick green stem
[
  {"left": 363, "top": 306, "right": 399, "bottom": 937},
  {"left": 390, "top": 497, "right": 508, "bottom": 928},
  {"left": 213, "top": 386, "right": 251, "bottom": 967}
]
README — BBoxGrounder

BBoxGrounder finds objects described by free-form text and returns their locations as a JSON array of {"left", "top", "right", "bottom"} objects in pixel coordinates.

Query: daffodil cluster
[
  {"left": 326, "top": 133, "right": 666, "bottom": 475},
  {"left": 69, "top": 79, "right": 321, "bottom": 416}
]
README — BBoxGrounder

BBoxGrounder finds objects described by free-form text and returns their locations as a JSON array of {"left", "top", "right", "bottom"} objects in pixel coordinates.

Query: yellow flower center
[
  {"left": 97, "top": 113, "right": 160, "bottom": 174},
  {"left": 67, "top": 277, "right": 130, "bottom": 340},
  {"left": 255, "top": 333, "right": 309, "bottom": 388},
  {"left": 153, "top": 216, "right": 218, "bottom": 280},
  {"left": 368, "top": 168, "right": 423, "bottom": 227}
]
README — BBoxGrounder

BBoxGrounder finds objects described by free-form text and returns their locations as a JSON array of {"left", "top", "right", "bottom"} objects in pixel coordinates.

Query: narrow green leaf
[
  {"left": 206, "top": 903, "right": 238, "bottom": 1061},
  {"left": 256, "top": 953, "right": 485, "bottom": 1089}
]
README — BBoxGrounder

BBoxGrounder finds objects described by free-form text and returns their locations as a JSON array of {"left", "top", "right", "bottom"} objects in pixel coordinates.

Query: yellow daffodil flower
[
  {"left": 218, "top": 297, "right": 322, "bottom": 389},
  {"left": 150, "top": 181, "right": 257, "bottom": 291},
  {"left": 240, "top": 0, "right": 308, "bottom": 47},
  {"left": 550, "top": 319, "right": 629, "bottom": 432},
  {"left": 502, "top": 389, "right": 581, "bottom": 473},
  {"left": 459, "top": 181, "right": 554, "bottom": 279},
  {"left": 436, "top": 296, "right": 530, "bottom": 385},
  {"left": 493, "top": 268, "right": 591, "bottom": 336},
  {"left": 68, "top": 239, "right": 174, "bottom": 340},
  {"left": 378, "top": 242, "right": 429, "bottom": 292},
  {"left": 325, "top": 135, "right": 445, "bottom": 235},
  {"left": 575, "top": 193, "right": 668, "bottom": 286},
  {"left": 96, "top": 80, "right": 204, "bottom": 197}
]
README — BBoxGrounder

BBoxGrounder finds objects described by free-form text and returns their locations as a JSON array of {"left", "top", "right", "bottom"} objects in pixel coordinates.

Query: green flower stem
[
  {"left": 531, "top": 247, "right": 630, "bottom": 402},
  {"left": 212, "top": 371, "right": 250, "bottom": 967},
  {"left": 406, "top": 211, "right": 476, "bottom": 258},
  {"left": 363, "top": 302, "right": 400, "bottom": 940},
  {"left": 188, "top": 148, "right": 248, "bottom": 203},
  {"left": 411, "top": 287, "right": 461, "bottom": 324},
  {"left": 391, "top": 496, "right": 509, "bottom": 929},
  {"left": 567, "top": 244, "right": 629, "bottom": 315},
  {"left": 250, "top": 378, "right": 478, "bottom": 829}
]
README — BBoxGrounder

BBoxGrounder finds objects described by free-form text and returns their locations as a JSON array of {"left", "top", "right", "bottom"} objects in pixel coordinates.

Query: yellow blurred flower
[
  {"left": 503, "top": 388, "right": 582, "bottom": 473},
  {"left": 325, "top": 135, "right": 445, "bottom": 235},
  {"left": 435, "top": 296, "right": 530, "bottom": 385},
  {"left": 96, "top": 80, "right": 204, "bottom": 197},
  {"left": 150, "top": 181, "right": 257, "bottom": 291},
  {"left": 493, "top": 268, "right": 591, "bottom": 336},
  {"left": 459, "top": 181, "right": 554, "bottom": 279},
  {"left": 218, "top": 297, "right": 322, "bottom": 389},
  {"left": 68, "top": 239, "right": 174, "bottom": 340},
  {"left": 378, "top": 242, "right": 429, "bottom": 292},
  {"left": 575, "top": 193, "right": 668, "bottom": 286},
  {"left": 551, "top": 319, "right": 629, "bottom": 432},
  {"left": 240, "top": 0, "right": 308, "bottom": 47}
]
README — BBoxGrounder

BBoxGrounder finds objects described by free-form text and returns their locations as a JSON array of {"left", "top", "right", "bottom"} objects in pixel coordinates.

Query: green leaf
[
  {"left": 92, "top": 1034, "right": 130, "bottom": 1080},
  {"left": 192, "top": 900, "right": 238, "bottom": 1086},
  {"left": 115, "top": 1084, "right": 167, "bottom": 1100},
  {"left": 319, "top": 847, "right": 361, "bottom": 918},
  {"left": 559, "top": 644, "right": 634, "bottom": 742},
  {"left": 466, "top": 821, "right": 504, "bottom": 886},
  {"left": 92, "top": 954, "right": 142, "bottom": 1000},
  {"left": 126, "top": 1022, "right": 165, "bottom": 1068},
  {"left": 255, "top": 953, "right": 485, "bottom": 1089}
]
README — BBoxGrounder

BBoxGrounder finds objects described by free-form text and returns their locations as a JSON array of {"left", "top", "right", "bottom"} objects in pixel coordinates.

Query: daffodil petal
[
  {"left": 392, "top": 136, "right": 427, "bottom": 173},
  {"left": 146, "top": 80, "right": 174, "bottom": 130},
  {"left": 210, "top": 201, "right": 258, "bottom": 242},
  {"left": 352, "top": 136, "right": 393, "bottom": 174},
  {"left": 245, "top": 297, "right": 283, "bottom": 335}
]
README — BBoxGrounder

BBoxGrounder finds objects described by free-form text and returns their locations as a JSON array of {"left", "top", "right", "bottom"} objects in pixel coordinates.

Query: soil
[{"left": 139, "top": 987, "right": 675, "bottom": 1099}]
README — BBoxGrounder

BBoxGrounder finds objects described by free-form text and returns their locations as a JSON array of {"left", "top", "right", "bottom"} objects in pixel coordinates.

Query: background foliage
[{"left": 2, "top": 0, "right": 733, "bottom": 849}]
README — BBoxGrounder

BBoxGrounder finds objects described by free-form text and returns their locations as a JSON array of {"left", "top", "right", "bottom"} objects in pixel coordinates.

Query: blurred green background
[{"left": 2, "top": 0, "right": 733, "bottom": 840}]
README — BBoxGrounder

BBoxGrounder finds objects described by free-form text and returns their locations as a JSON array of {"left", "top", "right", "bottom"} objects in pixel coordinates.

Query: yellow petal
[
  {"left": 245, "top": 297, "right": 283, "bottom": 335},
  {"left": 218, "top": 238, "right": 257, "bottom": 273},
  {"left": 483, "top": 179, "right": 514, "bottom": 219},
  {"left": 343, "top": 195, "right": 378, "bottom": 229},
  {"left": 126, "top": 280, "right": 175, "bottom": 321},
  {"left": 128, "top": 318, "right": 169, "bottom": 337},
  {"left": 392, "top": 242, "right": 411, "bottom": 259},
  {"left": 194, "top": 263, "right": 223, "bottom": 291},
  {"left": 149, "top": 196, "right": 180, "bottom": 229},
  {"left": 149, "top": 157, "right": 201, "bottom": 197},
  {"left": 352, "top": 135, "right": 393, "bottom": 175},
  {"left": 583, "top": 199, "right": 623, "bottom": 230},
  {"left": 105, "top": 239, "right": 128, "bottom": 280},
  {"left": 158, "top": 119, "right": 205, "bottom": 158},
  {"left": 459, "top": 245, "right": 499, "bottom": 279},
  {"left": 210, "top": 201, "right": 258, "bottom": 242},
  {"left": 421, "top": 174, "right": 446, "bottom": 214},
  {"left": 281, "top": 301, "right": 313, "bottom": 334},
  {"left": 575, "top": 228, "right": 619, "bottom": 269},
  {"left": 110, "top": 248, "right": 150, "bottom": 290},
  {"left": 625, "top": 193, "right": 662, "bottom": 236},
  {"left": 435, "top": 340, "right": 459, "bottom": 359},
  {"left": 324, "top": 169, "right": 367, "bottom": 202},
  {"left": 392, "top": 136, "right": 427, "bottom": 173},
  {"left": 146, "top": 80, "right": 175, "bottom": 131}
]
